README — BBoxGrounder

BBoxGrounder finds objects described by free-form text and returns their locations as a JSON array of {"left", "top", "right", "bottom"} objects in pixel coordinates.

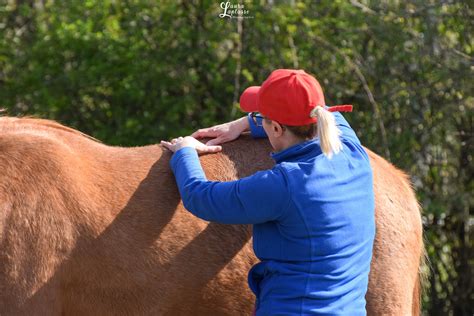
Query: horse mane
[{"left": 0, "top": 108, "right": 102, "bottom": 144}]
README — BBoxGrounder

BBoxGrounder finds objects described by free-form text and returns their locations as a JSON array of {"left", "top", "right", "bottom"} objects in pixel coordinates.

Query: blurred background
[{"left": 0, "top": 0, "right": 472, "bottom": 314}]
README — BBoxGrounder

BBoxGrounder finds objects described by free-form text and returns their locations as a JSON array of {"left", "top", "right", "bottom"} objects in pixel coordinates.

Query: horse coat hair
[{"left": 0, "top": 116, "right": 425, "bottom": 315}]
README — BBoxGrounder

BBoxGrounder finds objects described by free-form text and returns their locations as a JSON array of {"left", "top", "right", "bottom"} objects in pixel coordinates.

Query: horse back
[{"left": 0, "top": 117, "right": 423, "bottom": 315}]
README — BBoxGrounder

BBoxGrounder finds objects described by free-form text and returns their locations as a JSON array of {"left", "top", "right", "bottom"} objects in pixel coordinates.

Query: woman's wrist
[{"left": 234, "top": 116, "right": 250, "bottom": 133}]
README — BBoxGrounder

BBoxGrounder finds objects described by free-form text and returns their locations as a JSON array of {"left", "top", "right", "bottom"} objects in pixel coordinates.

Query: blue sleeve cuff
[{"left": 247, "top": 113, "right": 267, "bottom": 138}]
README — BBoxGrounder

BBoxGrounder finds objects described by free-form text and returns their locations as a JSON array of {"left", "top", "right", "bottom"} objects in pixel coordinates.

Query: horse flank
[{"left": 0, "top": 115, "right": 425, "bottom": 315}]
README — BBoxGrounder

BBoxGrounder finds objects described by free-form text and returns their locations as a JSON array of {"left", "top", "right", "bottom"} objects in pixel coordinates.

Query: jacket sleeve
[
  {"left": 332, "top": 112, "right": 361, "bottom": 145},
  {"left": 332, "top": 111, "right": 370, "bottom": 161},
  {"left": 169, "top": 147, "right": 289, "bottom": 224},
  {"left": 246, "top": 113, "right": 267, "bottom": 138}
]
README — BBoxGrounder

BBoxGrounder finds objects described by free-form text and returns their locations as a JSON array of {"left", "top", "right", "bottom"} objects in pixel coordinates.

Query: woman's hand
[
  {"left": 160, "top": 136, "right": 222, "bottom": 154},
  {"left": 191, "top": 116, "right": 249, "bottom": 146}
]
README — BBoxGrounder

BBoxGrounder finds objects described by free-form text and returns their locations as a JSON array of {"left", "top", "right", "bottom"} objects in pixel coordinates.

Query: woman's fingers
[
  {"left": 198, "top": 144, "right": 222, "bottom": 154},
  {"left": 160, "top": 140, "right": 173, "bottom": 150},
  {"left": 170, "top": 136, "right": 184, "bottom": 144},
  {"left": 191, "top": 127, "right": 222, "bottom": 138},
  {"left": 160, "top": 138, "right": 222, "bottom": 155},
  {"left": 191, "top": 130, "right": 208, "bottom": 138},
  {"left": 206, "top": 145, "right": 222, "bottom": 153},
  {"left": 206, "top": 137, "right": 226, "bottom": 146}
]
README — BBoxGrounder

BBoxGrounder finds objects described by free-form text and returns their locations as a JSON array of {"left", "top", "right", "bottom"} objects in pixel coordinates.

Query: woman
[{"left": 160, "top": 69, "right": 375, "bottom": 315}]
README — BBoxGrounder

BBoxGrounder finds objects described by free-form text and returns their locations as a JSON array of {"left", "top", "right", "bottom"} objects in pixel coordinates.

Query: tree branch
[{"left": 312, "top": 35, "right": 391, "bottom": 160}]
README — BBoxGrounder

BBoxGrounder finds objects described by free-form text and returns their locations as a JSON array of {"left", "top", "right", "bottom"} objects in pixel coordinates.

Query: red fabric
[
  {"left": 327, "top": 104, "right": 353, "bottom": 113},
  {"left": 239, "top": 69, "right": 353, "bottom": 126}
]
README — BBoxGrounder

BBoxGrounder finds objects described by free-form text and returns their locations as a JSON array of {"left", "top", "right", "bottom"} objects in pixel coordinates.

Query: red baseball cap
[{"left": 239, "top": 69, "right": 352, "bottom": 126}]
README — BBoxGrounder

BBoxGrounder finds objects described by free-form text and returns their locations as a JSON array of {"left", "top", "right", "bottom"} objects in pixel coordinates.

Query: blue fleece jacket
[{"left": 169, "top": 112, "right": 375, "bottom": 315}]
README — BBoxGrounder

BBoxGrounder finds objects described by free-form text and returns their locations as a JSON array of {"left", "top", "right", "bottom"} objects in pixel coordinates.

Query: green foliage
[{"left": 0, "top": 1, "right": 472, "bottom": 314}]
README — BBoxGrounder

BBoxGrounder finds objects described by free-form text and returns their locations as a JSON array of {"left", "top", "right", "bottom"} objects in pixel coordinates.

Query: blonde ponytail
[{"left": 310, "top": 106, "right": 342, "bottom": 159}]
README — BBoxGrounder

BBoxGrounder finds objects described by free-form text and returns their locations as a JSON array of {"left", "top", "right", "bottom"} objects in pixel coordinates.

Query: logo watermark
[{"left": 219, "top": 2, "right": 253, "bottom": 19}]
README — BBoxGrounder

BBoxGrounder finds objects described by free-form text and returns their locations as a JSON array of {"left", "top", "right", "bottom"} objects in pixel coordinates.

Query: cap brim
[{"left": 239, "top": 86, "right": 260, "bottom": 112}]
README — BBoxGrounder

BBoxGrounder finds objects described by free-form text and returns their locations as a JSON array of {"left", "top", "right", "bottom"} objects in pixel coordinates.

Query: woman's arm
[
  {"left": 191, "top": 114, "right": 267, "bottom": 146},
  {"left": 332, "top": 112, "right": 361, "bottom": 145},
  {"left": 169, "top": 146, "right": 289, "bottom": 224}
]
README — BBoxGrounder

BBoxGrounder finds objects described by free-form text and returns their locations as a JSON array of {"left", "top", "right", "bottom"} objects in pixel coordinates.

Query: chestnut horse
[{"left": 0, "top": 115, "right": 424, "bottom": 315}]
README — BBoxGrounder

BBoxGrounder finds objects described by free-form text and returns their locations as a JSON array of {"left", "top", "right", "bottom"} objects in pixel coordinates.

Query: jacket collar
[{"left": 271, "top": 138, "right": 322, "bottom": 163}]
